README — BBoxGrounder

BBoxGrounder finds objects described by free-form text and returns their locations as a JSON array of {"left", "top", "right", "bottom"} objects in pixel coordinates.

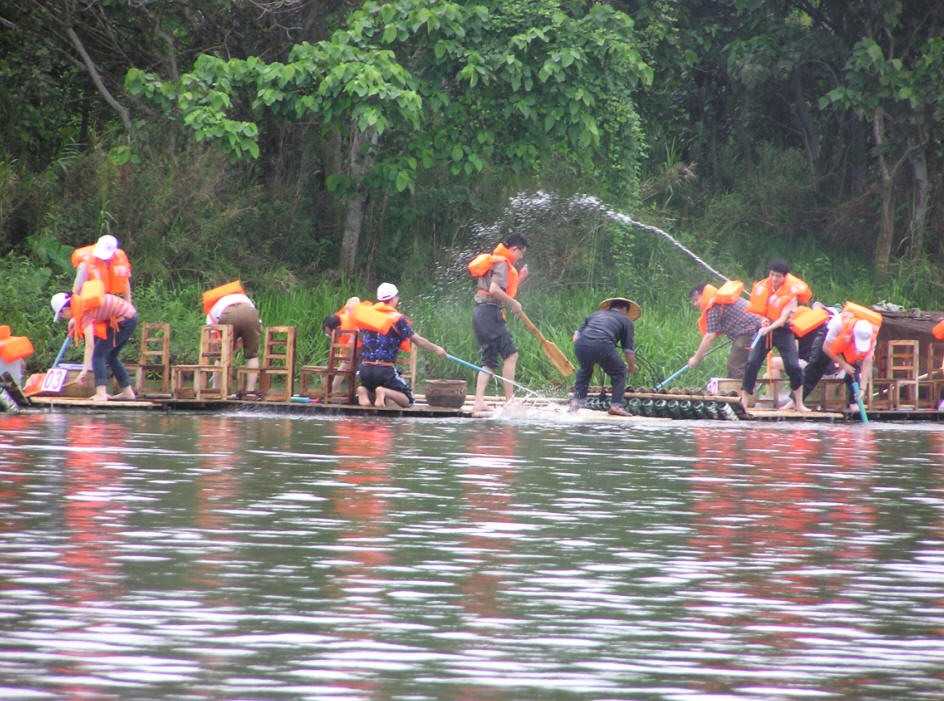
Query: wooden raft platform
[{"left": 13, "top": 390, "right": 938, "bottom": 422}]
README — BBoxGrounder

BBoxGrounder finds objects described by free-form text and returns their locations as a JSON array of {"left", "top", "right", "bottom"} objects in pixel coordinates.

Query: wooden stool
[
  {"left": 172, "top": 324, "right": 234, "bottom": 399},
  {"left": 237, "top": 326, "right": 296, "bottom": 401},
  {"left": 134, "top": 323, "right": 171, "bottom": 396}
]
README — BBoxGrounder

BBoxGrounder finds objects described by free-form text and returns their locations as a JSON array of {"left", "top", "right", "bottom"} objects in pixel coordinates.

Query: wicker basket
[{"left": 424, "top": 379, "right": 467, "bottom": 408}]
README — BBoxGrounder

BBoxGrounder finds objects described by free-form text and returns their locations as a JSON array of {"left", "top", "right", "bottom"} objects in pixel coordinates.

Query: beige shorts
[{"left": 218, "top": 303, "right": 262, "bottom": 359}]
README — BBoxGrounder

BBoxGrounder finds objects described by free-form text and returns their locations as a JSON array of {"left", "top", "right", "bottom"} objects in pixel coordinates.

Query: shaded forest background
[{"left": 1, "top": 0, "right": 942, "bottom": 384}]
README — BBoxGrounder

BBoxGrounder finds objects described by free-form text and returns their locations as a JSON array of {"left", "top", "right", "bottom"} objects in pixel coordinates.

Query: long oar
[
  {"left": 654, "top": 338, "right": 732, "bottom": 391},
  {"left": 517, "top": 311, "right": 575, "bottom": 377},
  {"left": 446, "top": 354, "right": 540, "bottom": 397}
]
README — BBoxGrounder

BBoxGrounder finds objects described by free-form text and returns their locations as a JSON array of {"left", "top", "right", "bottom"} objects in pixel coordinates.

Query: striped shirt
[{"left": 80, "top": 294, "right": 137, "bottom": 327}]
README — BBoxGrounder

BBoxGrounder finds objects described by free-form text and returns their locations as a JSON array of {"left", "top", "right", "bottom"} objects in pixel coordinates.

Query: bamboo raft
[{"left": 7, "top": 372, "right": 937, "bottom": 422}]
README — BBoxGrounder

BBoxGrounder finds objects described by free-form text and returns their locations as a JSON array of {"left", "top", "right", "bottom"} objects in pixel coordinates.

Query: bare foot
[
  {"left": 794, "top": 403, "right": 811, "bottom": 413},
  {"left": 374, "top": 387, "right": 387, "bottom": 408},
  {"left": 778, "top": 398, "right": 795, "bottom": 411},
  {"left": 110, "top": 387, "right": 136, "bottom": 401},
  {"left": 90, "top": 393, "right": 109, "bottom": 402},
  {"left": 472, "top": 402, "right": 490, "bottom": 413},
  {"left": 357, "top": 386, "right": 372, "bottom": 407}
]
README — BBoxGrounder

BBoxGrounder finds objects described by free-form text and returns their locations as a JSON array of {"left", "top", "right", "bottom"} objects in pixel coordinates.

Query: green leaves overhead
[{"left": 127, "top": 0, "right": 651, "bottom": 195}]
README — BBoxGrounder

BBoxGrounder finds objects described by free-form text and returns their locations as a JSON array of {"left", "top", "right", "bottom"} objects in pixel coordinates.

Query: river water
[{"left": 1, "top": 408, "right": 942, "bottom": 700}]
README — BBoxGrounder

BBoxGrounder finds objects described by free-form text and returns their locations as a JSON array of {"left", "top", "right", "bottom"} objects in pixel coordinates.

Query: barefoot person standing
[{"left": 51, "top": 285, "right": 139, "bottom": 402}]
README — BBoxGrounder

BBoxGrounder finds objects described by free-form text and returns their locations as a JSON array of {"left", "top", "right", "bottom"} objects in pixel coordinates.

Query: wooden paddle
[{"left": 517, "top": 311, "right": 575, "bottom": 377}]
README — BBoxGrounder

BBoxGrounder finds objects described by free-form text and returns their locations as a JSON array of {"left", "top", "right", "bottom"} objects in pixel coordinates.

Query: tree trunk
[
  {"left": 339, "top": 124, "right": 379, "bottom": 275},
  {"left": 908, "top": 145, "right": 929, "bottom": 258}
]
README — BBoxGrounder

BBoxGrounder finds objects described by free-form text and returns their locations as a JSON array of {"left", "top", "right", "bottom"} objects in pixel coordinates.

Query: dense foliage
[{"left": 2, "top": 1, "right": 943, "bottom": 385}]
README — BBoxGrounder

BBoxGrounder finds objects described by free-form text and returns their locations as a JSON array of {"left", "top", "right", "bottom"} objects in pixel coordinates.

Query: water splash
[
  {"left": 439, "top": 191, "right": 731, "bottom": 292},
  {"left": 567, "top": 193, "right": 731, "bottom": 283}
]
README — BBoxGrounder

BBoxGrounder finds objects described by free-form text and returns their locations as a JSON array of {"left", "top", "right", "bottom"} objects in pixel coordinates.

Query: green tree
[{"left": 126, "top": 0, "right": 653, "bottom": 275}]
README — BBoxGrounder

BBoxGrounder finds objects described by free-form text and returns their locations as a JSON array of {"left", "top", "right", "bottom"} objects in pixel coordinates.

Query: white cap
[
  {"left": 377, "top": 282, "right": 399, "bottom": 302},
  {"left": 51, "top": 293, "right": 70, "bottom": 322},
  {"left": 853, "top": 319, "right": 873, "bottom": 352},
  {"left": 93, "top": 234, "right": 119, "bottom": 260}
]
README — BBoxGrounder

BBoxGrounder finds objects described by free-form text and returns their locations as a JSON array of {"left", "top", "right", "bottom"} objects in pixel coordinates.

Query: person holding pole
[
  {"left": 687, "top": 280, "right": 761, "bottom": 380},
  {"left": 51, "top": 284, "right": 139, "bottom": 402},
  {"left": 468, "top": 233, "right": 530, "bottom": 413},
  {"left": 740, "top": 258, "right": 813, "bottom": 412},
  {"left": 354, "top": 283, "right": 447, "bottom": 408},
  {"left": 802, "top": 302, "right": 880, "bottom": 412},
  {"left": 569, "top": 297, "right": 640, "bottom": 416}
]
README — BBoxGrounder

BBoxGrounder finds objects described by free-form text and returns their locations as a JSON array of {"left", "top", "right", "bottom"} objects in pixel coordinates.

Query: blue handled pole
[
  {"left": 446, "top": 354, "right": 539, "bottom": 397},
  {"left": 748, "top": 329, "right": 764, "bottom": 351},
  {"left": 52, "top": 337, "right": 71, "bottom": 368},
  {"left": 654, "top": 338, "right": 732, "bottom": 391},
  {"left": 851, "top": 376, "right": 868, "bottom": 423}
]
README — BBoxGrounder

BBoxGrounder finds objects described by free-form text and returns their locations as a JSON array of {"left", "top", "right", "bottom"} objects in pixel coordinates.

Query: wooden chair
[
  {"left": 919, "top": 341, "right": 944, "bottom": 408},
  {"left": 236, "top": 326, "right": 296, "bottom": 401},
  {"left": 299, "top": 329, "right": 360, "bottom": 404},
  {"left": 171, "top": 324, "right": 234, "bottom": 400},
  {"left": 871, "top": 339, "right": 919, "bottom": 410},
  {"left": 133, "top": 323, "right": 171, "bottom": 396}
]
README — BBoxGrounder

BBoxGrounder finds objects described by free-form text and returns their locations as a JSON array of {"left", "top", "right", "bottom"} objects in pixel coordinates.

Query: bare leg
[
  {"left": 357, "top": 386, "right": 373, "bottom": 407},
  {"left": 110, "top": 385, "right": 136, "bottom": 401},
  {"left": 91, "top": 385, "right": 109, "bottom": 402},
  {"left": 244, "top": 357, "right": 260, "bottom": 392},
  {"left": 376, "top": 386, "right": 410, "bottom": 408},
  {"left": 792, "top": 386, "right": 810, "bottom": 412},
  {"left": 739, "top": 389, "right": 753, "bottom": 412},
  {"left": 473, "top": 368, "right": 493, "bottom": 412},
  {"left": 501, "top": 352, "right": 518, "bottom": 402}
]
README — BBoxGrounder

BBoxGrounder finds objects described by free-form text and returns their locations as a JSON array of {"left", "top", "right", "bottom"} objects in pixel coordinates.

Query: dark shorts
[
  {"left": 472, "top": 303, "right": 517, "bottom": 370},
  {"left": 358, "top": 363, "right": 414, "bottom": 405},
  {"left": 219, "top": 303, "right": 262, "bottom": 360}
]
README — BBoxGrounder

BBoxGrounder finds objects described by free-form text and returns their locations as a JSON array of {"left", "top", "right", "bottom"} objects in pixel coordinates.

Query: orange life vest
[
  {"left": 69, "top": 279, "right": 108, "bottom": 342},
  {"left": 747, "top": 273, "right": 812, "bottom": 322},
  {"left": 71, "top": 245, "right": 131, "bottom": 296},
  {"left": 336, "top": 301, "right": 365, "bottom": 345},
  {"left": 697, "top": 280, "right": 744, "bottom": 334},
  {"left": 789, "top": 305, "right": 830, "bottom": 337},
  {"left": 353, "top": 302, "right": 411, "bottom": 351},
  {"left": 0, "top": 326, "right": 33, "bottom": 363},
  {"left": 202, "top": 280, "right": 246, "bottom": 315},
  {"left": 827, "top": 302, "right": 882, "bottom": 363},
  {"left": 933, "top": 319, "right": 944, "bottom": 340},
  {"left": 468, "top": 243, "right": 520, "bottom": 298}
]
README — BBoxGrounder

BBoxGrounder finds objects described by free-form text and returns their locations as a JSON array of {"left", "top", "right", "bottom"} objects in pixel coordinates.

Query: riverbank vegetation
[{"left": 2, "top": 1, "right": 942, "bottom": 392}]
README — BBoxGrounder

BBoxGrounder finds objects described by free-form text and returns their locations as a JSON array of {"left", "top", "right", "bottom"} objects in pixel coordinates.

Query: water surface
[{"left": 1, "top": 409, "right": 942, "bottom": 700}]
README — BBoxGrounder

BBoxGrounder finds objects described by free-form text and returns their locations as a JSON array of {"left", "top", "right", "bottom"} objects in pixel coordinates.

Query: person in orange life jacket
[
  {"left": 51, "top": 291, "right": 139, "bottom": 402},
  {"left": 72, "top": 234, "right": 133, "bottom": 303},
  {"left": 205, "top": 287, "right": 262, "bottom": 392},
  {"left": 321, "top": 296, "right": 361, "bottom": 343},
  {"left": 740, "top": 258, "right": 811, "bottom": 412},
  {"left": 321, "top": 296, "right": 361, "bottom": 379},
  {"left": 357, "top": 283, "right": 447, "bottom": 408},
  {"left": 569, "top": 298, "right": 639, "bottom": 416},
  {"left": 767, "top": 302, "right": 839, "bottom": 383},
  {"left": 802, "top": 314, "right": 877, "bottom": 411},
  {"left": 687, "top": 282, "right": 762, "bottom": 380},
  {"left": 470, "top": 232, "right": 530, "bottom": 413}
]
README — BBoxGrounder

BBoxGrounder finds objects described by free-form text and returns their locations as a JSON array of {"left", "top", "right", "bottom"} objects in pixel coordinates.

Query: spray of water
[{"left": 567, "top": 193, "right": 732, "bottom": 283}]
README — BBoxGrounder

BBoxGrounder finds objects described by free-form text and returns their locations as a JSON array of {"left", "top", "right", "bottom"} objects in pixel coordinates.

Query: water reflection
[{"left": 0, "top": 413, "right": 943, "bottom": 700}]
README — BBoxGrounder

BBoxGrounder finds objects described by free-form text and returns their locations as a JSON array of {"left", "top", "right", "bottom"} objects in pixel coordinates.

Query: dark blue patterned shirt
[{"left": 360, "top": 316, "right": 414, "bottom": 363}]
